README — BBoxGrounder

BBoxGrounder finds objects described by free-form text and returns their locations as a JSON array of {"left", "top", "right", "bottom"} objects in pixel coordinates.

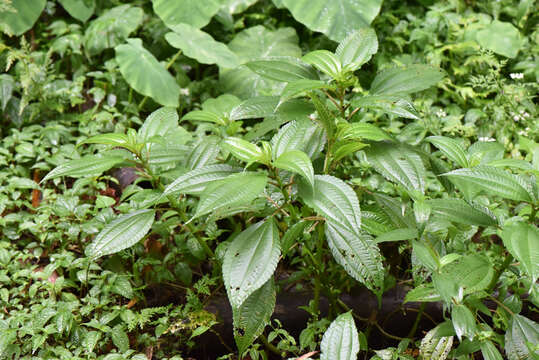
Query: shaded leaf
[
  {"left": 279, "top": 79, "right": 332, "bottom": 104},
  {"left": 500, "top": 222, "right": 538, "bottom": 284},
  {"left": 246, "top": 56, "right": 318, "bottom": 82},
  {"left": 152, "top": 0, "right": 221, "bottom": 28},
  {"left": 351, "top": 94, "right": 420, "bottom": 119}
]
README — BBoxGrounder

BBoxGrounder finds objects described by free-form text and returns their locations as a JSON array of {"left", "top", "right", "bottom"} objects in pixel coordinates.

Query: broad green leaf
[
  {"left": 41, "top": 156, "right": 125, "bottom": 183},
  {"left": 281, "top": 0, "right": 382, "bottom": 42},
  {"left": 233, "top": 279, "right": 276, "bottom": 354},
  {"left": 0, "top": 0, "right": 46, "bottom": 36},
  {"left": 361, "top": 210, "right": 394, "bottom": 236},
  {"left": 320, "top": 312, "right": 360, "bottom": 360},
  {"left": 427, "top": 198, "right": 497, "bottom": 226},
  {"left": 279, "top": 79, "right": 332, "bottom": 104},
  {"left": 437, "top": 254, "right": 494, "bottom": 295},
  {"left": 413, "top": 240, "right": 440, "bottom": 271},
  {"left": 336, "top": 28, "right": 378, "bottom": 72},
  {"left": 274, "top": 150, "right": 314, "bottom": 188},
  {"left": 500, "top": 222, "right": 538, "bottom": 284},
  {"left": 115, "top": 39, "right": 180, "bottom": 108},
  {"left": 193, "top": 172, "right": 268, "bottom": 219},
  {"left": 325, "top": 223, "right": 384, "bottom": 291},
  {"left": 476, "top": 20, "right": 523, "bottom": 58},
  {"left": 138, "top": 107, "right": 179, "bottom": 143},
  {"left": 58, "top": 0, "right": 94, "bottom": 22},
  {"left": 221, "top": 26, "right": 302, "bottom": 99},
  {"left": 480, "top": 341, "right": 503, "bottom": 360},
  {"left": 451, "top": 305, "right": 476, "bottom": 341},
  {"left": 186, "top": 137, "right": 220, "bottom": 169},
  {"left": 487, "top": 159, "right": 535, "bottom": 172},
  {"left": 370, "top": 65, "right": 445, "bottom": 95},
  {"left": 152, "top": 0, "right": 221, "bottom": 28},
  {"left": 372, "top": 193, "right": 416, "bottom": 229},
  {"left": 351, "top": 94, "right": 420, "bottom": 119},
  {"left": 246, "top": 56, "right": 318, "bottom": 83},
  {"left": 80, "top": 133, "right": 134, "bottom": 152},
  {"left": 222, "top": 137, "right": 266, "bottom": 164},
  {"left": 271, "top": 119, "right": 326, "bottom": 160},
  {"left": 165, "top": 24, "right": 239, "bottom": 68},
  {"left": 443, "top": 166, "right": 534, "bottom": 202},
  {"left": 332, "top": 141, "right": 368, "bottom": 163},
  {"left": 183, "top": 94, "right": 242, "bottom": 125},
  {"left": 85, "top": 209, "right": 155, "bottom": 258},
  {"left": 221, "top": 0, "right": 259, "bottom": 14},
  {"left": 230, "top": 96, "right": 279, "bottom": 121},
  {"left": 223, "top": 219, "right": 280, "bottom": 308},
  {"left": 427, "top": 136, "right": 469, "bottom": 168},
  {"left": 299, "top": 175, "right": 361, "bottom": 232},
  {"left": 338, "top": 122, "right": 392, "bottom": 142},
  {"left": 376, "top": 228, "right": 417, "bottom": 243},
  {"left": 182, "top": 110, "right": 226, "bottom": 125},
  {"left": 505, "top": 315, "right": 539, "bottom": 360},
  {"left": 404, "top": 285, "right": 442, "bottom": 303},
  {"left": 111, "top": 325, "right": 129, "bottom": 353},
  {"left": 366, "top": 142, "right": 427, "bottom": 197},
  {"left": 163, "top": 164, "right": 241, "bottom": 196},
  {"left": 302, "top": 50, "right": 341, "bottom": 79},
  {"left": 84, "top": 5, "right": 143, "bottom": 56},
  {"left": 419, "top": 327, "right": 453, "bottom": 360}
]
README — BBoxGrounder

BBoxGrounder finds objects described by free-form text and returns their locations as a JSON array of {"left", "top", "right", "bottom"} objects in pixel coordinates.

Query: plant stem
[
  {"left": 407, "top": 303, "right": 425, "bottom": 338},
  {"left": 260, "top": 334, "right": 282, "bottom": 356}
]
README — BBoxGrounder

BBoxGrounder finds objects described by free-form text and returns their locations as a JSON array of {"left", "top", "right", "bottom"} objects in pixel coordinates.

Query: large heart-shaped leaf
[
  {"left": 58, "top": 0, "right": 95, "bottom": 22},
  {"left": 370, "top": 65, "right": 445, "bottom": 95},
  {"left": 500, "top": 222, "right": 538, "bottom": 284},
  {"left": 163, "top": 164, "right": 241, "bottom": 196},
  {"left": 152, "top": 0, "right": 221, "bottom": 28},
  {"left": 165, "top": 24, "right": 239, "bottom": 68},
  {"left": 320, "top": 312, "right": 360, "bottom": 360},
  {"left": 115, "top": 38, "right": 180, "bottom": 107},
  {"left": 281, "top": 0, "right": 382, "bottom": 42},
  {"left": 220, "top": 26, "right": 302, "bottom": 99},
  {"left": 223, "top": 219, "right": 280, "bottom": 308},
  {"left": 86, "top": 209, "right": 155, "bottom": 258},
  {"left": 84, "top": 5, "right": 143, "bottom": 56},
  {"left": 476, "top": 20, "right": 523, "bottom": 58},
  {"left": 0, "top": 0, "right": 46, "bottom": 36},
  {"left": 505, "top": 315, "right": 539, "bottom": 360},
  {"left": 41, "top": 155, "right": 125, "bottom": 183}
]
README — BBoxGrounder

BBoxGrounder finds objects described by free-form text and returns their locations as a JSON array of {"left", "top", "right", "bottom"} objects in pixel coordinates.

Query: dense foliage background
[{"left": 0, "top": 0, "right": 537, "bottom": 359}]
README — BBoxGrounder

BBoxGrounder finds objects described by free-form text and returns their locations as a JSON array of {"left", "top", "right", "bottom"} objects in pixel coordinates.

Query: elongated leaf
[
  {"left": 246, "top": 56, "right": 318, "bottom": 82},
  {"left": 404, "top": 285, "right": 442, "bottom": 303},
  {"left": 0, "top": 0, "right": 46, "bottom": 36},
  {"left": 193, "top": 172, "right": 268, "bottom": 219},
  {"left": 84, "top": 5, "right": 143, "bottom": 56},
  {"left": 427, "top": 198, "right": 497, "bottom": 226},
  {"left": 152, "top": 0, "right": 221, "bottom": 28},
  {"left": 233, "top": 279, "right": 276, "bottom": 354},
  {"left": 80, "top": 133, "right": 136, "bottom": 153},
  {"left": 452, "top": 305, "right": 476, "bottom": 341},
  {"left": 336, "top": 28, "right": 378, "bottom": 72},
  {"left": 442, "top": 166, "right": 534, "bottom": 202},
  {"left": 338, "top": 122, "right": 392, "bottom": 142},
  {"left": 376, "top": 228, "right": 417, "bottom": 243},
  {"left": 302, "top": 50, "right": 341, "bottom": 79},
  {"left": 165, "top": 24, "right": 239, "bottom": 68},
  {"left": 281, "top": 0, "right": 382, "bottom": 42},
  {"left": 182, "top": 110, "right": 226, "bottom": 125},
  {"left": 480, "top": 341, "right": 503, "bottom": 360},
  {"left": 427, "top": 136, "right": 469, "bottom": 168},
  {"left": 230, "top": 96, "right": 279, "bottom": 121},
  {"left": 271, "top": 119, "right": 326, "bottom": 160},
  {"left": 279, "top": 79, "right": 332, "bottom": 104},
  {"left": 505, "top": 315, "right": 539, "bottom": 360},
  {"left": 186, "top": 137, "right": 220, "bottom": 169},
  {"left": 326, "top": 222, "right": 384, "bottom": 291},
  {"left": 163, "top": 165, "right": 241, "bottom": 196},
  {"left": 115, "top": 39, "right": 180, "bottom": 107},
  {"left": 500, "top": 222, "right": 538, "bottom": 284},
  {"left": 41, "top": 156, "right": 125, "bottom": 183},
  {"left": 58, "top": 0, "right": 95, "bottom": 22},
  {"left": 420, "top": 327, "right": 453, "bottom": 360},
  {"left": 366, "top": 142, "right": 427, "bottom": 197},
  {"left": 222, "top": 137, "right": 265, "bottom": 164},
  {"left": 85, "top": 209, "right": 155, "bottom": 258},
  {"left": 351, "top": 94, "right": 420, "bottom": 119},
  {"left": 370, "top": 65, "right": 445, "bottom": 95},
  {"left": 320, "top": 312, "right": 360, "bottom": 360},
  {"left": 332, "top": 141, "right": 368, "bottom": 163},
  {"left": 138, "top": 107, "right": 179, "bottom": 143},
  {"left": 274, "top": 150, "right": 314, "bottom": 188},
  {"left": 223, "top": 219, "right": 280, "bottom": 308}
]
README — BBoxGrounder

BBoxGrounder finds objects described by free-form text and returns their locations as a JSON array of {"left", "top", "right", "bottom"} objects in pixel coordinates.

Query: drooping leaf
[
  {"left": 0, "top": 0, "right": 46, "bottom": 36},
  {"left": 442, "top": 166, "right": 534, "bottom": 202},
  {"left": 366, "top": 142, "right": 427, "bottom": 197},
  {"left": 500, "top": 222, "right": 539, "bottom": 284},
  {"left": 85, "top": 209, "right": 155, "bottom": 258},
  {"left": 320, "top": 312, "right": 360, "bottom": 360},
  {"left": 336, "top": 27, "right": 378, "bottom": 72},
  {"left": 233, "top": 278, "right": 276, "bottom": 354},
  {"left": 165, "top": 24, "right": 239, "bottom": 68},
  {"left": 332, "top": 141, "right": 368, "bottom": 163},
  {"left": 138, "top": 107, "right": 179, "bottom": 143},
  {"left": 222, "top": 219, "right": 280, "bottom": 308},
  {"left": 370, "top": 65, "right": 445, "bottom": 95},
  {"left": 419, "top": 327, "right": 453, "bottom": 360},
  {"left": 193, "top": 172, "right": 268, "bottom": 219},
  {"left": 230, "top": 96, "right": 279, "bottom": 121},
  {"left": 245, "top": 56, "right": 318, "bottom": 83},
  {"left": 84, "top": 5, "right": 143, "bottom": 56},
  {"left": 505, "top": 315, "right": 539, "bottom": 360},
  {"left": 427, "top": 136, "right": 469, "bottom": 168},
  {"left": 451, "top": 305, "right": 477, "bottom": 341},
  {"left": 41, "top": 156, "right": 125, "bottom": 183},
  {"left": 351, "top": 94, "right": 420, "bottom": 119},
  {"left": 115, "top": 38, "right": 180, "bottom": 107},
  {"left": 274, "top": 150, "right": 315, "bottom": 188},
  {"left": 480, "top": 341, "right": 504, "bottom": 360},
  {"left": 281, "top": 0, "right": 382, "bottom": 42},
  {"left": 279, "top": 79, "right": 333, "bottom": 104},
  {"left": 338, "top": 122, "right": 392, "bottom": 142},
  {"left": 58, "top": 0, "right": 95, "bottom": 22},
  {"left": 152, "top": 0, "right": 221, "bottom": 28},
  {"left": 302, "top": 50, "right": 341, "bottom": 79},
  {"left": 426, "top": 198, "right": 497, "bottom": 226},
  {"left": 404, "top": 284, "right": 442, "bottom": 303},
  {"left": 163, "top": 165, "right": 241, "bottom": 196},
  {"left": 222, "top": 137, "right": 266, "bottom": 164},
  {"left": 476, "top": 20, "right": 523, "bottom": 58}
]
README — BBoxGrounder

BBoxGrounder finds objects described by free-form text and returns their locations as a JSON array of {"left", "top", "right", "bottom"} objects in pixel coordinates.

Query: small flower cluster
[
  {"left": 512, "top": 109, "right": 530, "bottom": 122},
  {"left": 435, "top": 109, "right": 447, "bottom": 118},
  {"left": 518, "top": 127, "right": 531, "bottom": 136},
  {"left": 509, "top": 73, "right": 524, "bottom": 79}
]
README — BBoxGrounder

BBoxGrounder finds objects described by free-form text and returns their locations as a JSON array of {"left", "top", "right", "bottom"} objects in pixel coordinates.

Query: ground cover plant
[{"left": 0, "top": 0, "right": 537, "bottom": 359}]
